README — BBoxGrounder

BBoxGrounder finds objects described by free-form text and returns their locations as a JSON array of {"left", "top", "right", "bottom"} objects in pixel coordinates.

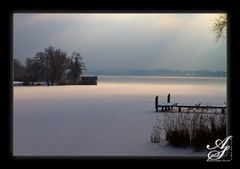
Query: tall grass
[
  {"left": 164, "top": 113, "right": 191, "bottom": 147},
  {"left": 190, "top": 114, "right": 212, "bottom": 151},
  {"left": 151, "top": 112, "right": 226, "bottom": 151}
]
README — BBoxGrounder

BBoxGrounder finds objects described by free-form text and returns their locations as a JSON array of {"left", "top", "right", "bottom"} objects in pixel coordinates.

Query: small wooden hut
[{"left": 81, "top": 76, "right": 98, "bottom": 85}]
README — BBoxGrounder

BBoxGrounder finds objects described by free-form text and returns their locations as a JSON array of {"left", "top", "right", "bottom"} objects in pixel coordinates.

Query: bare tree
[
  {"left": 67, "top": 52, "right": 86, "bottom": 82},
  {"left": 14, "top": 59, "right": 25, "bottom": 81},
  {"left": 23, "top": 46, "right": 86, "bottom": 85},
  {"left": 212, "top": 14, "right": 227, "bottom": 41},
  {"left": 35, "top": 51, "right": 49, "bottom": 81},
  {"left": 25, "top": 57, "right": 39, "bottom": 84},
  {"left": 43, "top": 46, "right": 68, "bottom": 84}
]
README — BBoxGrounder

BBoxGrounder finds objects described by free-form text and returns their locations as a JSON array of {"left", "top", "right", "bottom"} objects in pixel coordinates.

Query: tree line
[{"left": 14, "top": 46, "right": 86, "bottom": 85}]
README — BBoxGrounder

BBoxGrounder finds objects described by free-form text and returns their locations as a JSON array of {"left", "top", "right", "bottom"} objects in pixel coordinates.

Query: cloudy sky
[{"left": 13, "top": 13, "right": 226, "bottom": 72}]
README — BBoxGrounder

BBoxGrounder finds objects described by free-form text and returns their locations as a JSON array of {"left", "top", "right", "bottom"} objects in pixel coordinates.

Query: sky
[{"left": 13, "top": 13, "right": 227, "bottom": 72}]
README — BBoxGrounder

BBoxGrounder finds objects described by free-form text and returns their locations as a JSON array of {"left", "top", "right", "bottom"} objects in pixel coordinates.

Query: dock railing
[{"left": 155, "top": 95, "right": 226, "bottom": 114}]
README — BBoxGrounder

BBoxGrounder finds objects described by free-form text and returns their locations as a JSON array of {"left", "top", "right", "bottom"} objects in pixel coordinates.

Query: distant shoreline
[
  {"left": 86, "top": 74, "right": 227, "bottom": 78},
  {"left": 86, "top": 69, "right": 226, "bottom": 78}
]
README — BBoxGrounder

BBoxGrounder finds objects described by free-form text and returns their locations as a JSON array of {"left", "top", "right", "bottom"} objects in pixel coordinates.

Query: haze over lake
[{"left": 14, "top": 13, "right": 226, "bottom": 72}]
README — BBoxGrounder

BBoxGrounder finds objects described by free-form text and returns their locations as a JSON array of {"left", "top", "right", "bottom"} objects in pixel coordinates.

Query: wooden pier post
[
  {"left": 155, "top": 96, "right": 158, "bottom": 112},
  {"left": 167, "top": 93, "right": 170, "bottom": 103}
]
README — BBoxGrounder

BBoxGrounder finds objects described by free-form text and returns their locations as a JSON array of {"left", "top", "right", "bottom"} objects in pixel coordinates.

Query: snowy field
[{"left": 13, "top": 78, "right": 226, "bottom": 156}]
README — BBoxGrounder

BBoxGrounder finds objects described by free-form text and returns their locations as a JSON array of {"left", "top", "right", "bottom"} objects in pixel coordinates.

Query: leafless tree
[
  {"left": 212, "top": 14, "right": 227, "bottom": 41},
  {"left": 67, "top": 52, "right": 86, "bottom": 82},
  {"left": 14, "top": 59, "right": 25, "bottom": 81}
]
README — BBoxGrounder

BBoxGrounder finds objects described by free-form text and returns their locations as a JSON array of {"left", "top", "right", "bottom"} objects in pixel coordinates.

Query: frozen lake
[{"left": 13, "top": 76, "right": 226, "bottom": 156}]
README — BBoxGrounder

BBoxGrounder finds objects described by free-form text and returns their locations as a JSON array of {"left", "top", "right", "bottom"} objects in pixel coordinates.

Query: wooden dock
[{"left": 155, "top": 95, "right": 226, "bottom": 114}]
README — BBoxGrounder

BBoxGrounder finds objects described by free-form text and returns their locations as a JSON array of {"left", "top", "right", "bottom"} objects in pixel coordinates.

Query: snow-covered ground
[{"left": 13, "top": 81, "right": 226, "bottom": 156}]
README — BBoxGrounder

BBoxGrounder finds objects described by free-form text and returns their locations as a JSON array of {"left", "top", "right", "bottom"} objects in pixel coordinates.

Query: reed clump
[{"left": 151, "top": 112, "right": 226, "bottom": 151}]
